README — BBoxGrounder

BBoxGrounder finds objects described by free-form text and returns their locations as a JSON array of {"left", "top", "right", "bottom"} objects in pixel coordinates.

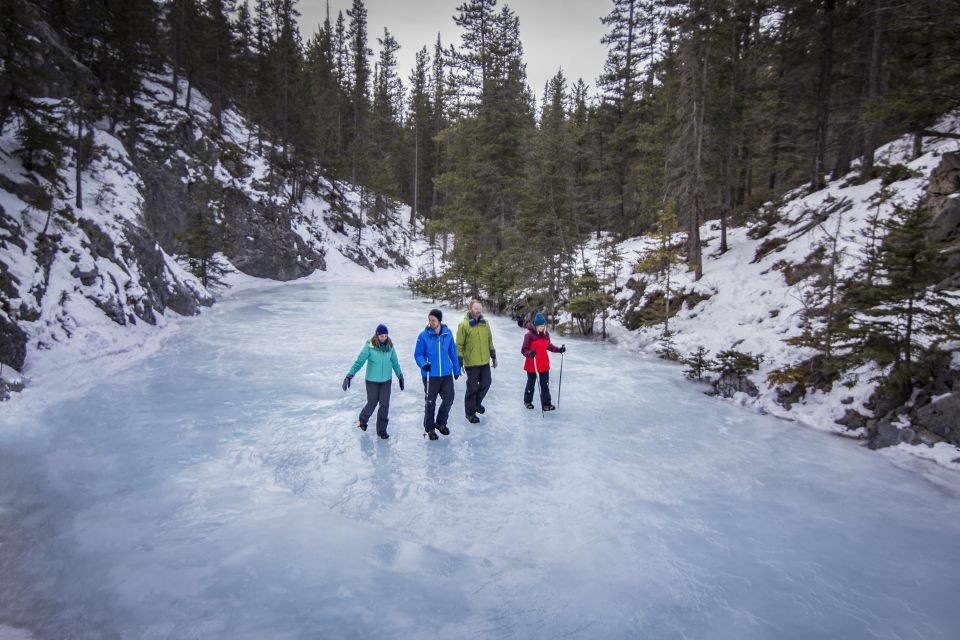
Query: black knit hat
[
  {"left": 429, "top": 308, "right": 443, "bottom": 322},
  {"left": 376, "top": 324, "right": 389, "bottom": 335}
]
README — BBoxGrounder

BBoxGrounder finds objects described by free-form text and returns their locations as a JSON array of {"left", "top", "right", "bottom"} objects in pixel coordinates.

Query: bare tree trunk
[
  {"left": 74, "top": 90, "right": 85, "bottom": 210},
  {"left": 811, "top": 0, "right": 835, "bottom": 192},
  {"left": 860, "top": 0, "right": 884, "bottom": 179}
]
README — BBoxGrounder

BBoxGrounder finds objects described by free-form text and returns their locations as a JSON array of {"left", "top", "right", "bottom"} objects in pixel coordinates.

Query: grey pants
[{"left": 360, "top": 379, "right": 392, "bottom": 437}]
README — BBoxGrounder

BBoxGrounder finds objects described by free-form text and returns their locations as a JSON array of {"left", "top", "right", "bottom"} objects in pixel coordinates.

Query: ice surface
[{"left": 1, "top": 282, "right": 959, "bottom": 639}]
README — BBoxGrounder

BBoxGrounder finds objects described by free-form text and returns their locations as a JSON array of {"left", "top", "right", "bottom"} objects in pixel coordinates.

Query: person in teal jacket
[{"left": 343, "top": 324, "right": 404, "bottom": 439}]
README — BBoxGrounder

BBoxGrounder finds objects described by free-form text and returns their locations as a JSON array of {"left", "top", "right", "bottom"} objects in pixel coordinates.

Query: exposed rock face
[
  {"left": 0, "top": 314, "right": 26, "bottom": 371},
  {"left": 913, "top": 393, "right": 960, "bottom": 447},
  {"left": 927, "top": 152, "right": 960, "bottom": 281}
]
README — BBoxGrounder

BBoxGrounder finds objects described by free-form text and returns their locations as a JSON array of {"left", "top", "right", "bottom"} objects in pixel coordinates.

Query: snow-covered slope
[
  {"left": 0, "top": 74, "right": 426, "bottom": 397},
  {"left": 606, "top": 115, "right": 960, "bottom": 470}
]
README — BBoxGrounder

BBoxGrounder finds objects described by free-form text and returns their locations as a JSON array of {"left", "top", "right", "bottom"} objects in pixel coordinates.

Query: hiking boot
[
  {"left": 358, "top": 421, "right": 368, "bottom": 431},
  {"left": 436, "top": 424, "right": 450, "bottom": 436},
  {"left": 476, "top": 405, "right": 485, "bottom": 414},
  {"left": 379, "top": 433, "right": 390, "bottom": 440},
  {"left": 466, "top": 415, "right": 480, "bottom": 424},
  {"left": 543, "top": 404, "right": 556, "bottom": 411},
  {"left": 426, "top": 430, "right": 439, "bottom": 441},
  {"left": 525, "top": 402, "right": 534, "bottom": 410}
]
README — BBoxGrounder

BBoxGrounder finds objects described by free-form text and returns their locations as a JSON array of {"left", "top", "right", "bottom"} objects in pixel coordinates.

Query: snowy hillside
[
  {"left": 0, "top": 73, "right": 424, "bottom": 397},
  {"left": 606, "top": 115, "right": 960, "bottom": 470}
]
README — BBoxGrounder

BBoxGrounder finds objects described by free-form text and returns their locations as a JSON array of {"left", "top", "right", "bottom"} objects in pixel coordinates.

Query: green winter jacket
[
  {"left": 348, "top": 339, "right": 403, "bottom": 383},
  {"left": 456, "top": 313, "right": 496, "bottom": 367}
]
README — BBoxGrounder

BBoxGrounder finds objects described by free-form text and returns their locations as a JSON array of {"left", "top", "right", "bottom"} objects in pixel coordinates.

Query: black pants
[
  {"left": 464, "top": 364, "right": 492, "bottom": 417},
  {"left": 524, "top": 371, "right": 551, "bottom": 407},
  {"left": 422, "top": 375, "right": 454, "bottom": 433},
  {"left": 360, "top": 379, "right": 392, "bottom": 437}
]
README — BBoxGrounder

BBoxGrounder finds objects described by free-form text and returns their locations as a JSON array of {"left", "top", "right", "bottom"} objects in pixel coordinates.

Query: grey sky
[{"left": 297, "top": 0, "right": 610, "bottom": 101}]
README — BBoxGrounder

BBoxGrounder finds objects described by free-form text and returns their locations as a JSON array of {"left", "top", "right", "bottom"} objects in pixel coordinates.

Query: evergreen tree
[
  {"left": 851, "top": 198, "right": 959, "bottom": 376},
  {"left": 407, "top": 45, "right": 435, "bottom": 226},
  {"left": 347, "top": 0, "right": 372, "bottom": 185}
]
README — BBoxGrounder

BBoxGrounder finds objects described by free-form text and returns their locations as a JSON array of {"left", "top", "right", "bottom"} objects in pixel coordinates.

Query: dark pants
[
  {"left": 524, "top": 371, "right": 551, "bottom": 407},
  {"left": 422, "top": 375, "right": 454, "bottom": 433},
  {"left": 464, "top": 364, "right": 492, "bottom": 417},
  {"left": 360, "top": 379, "right": 392, "bottom": 437}
]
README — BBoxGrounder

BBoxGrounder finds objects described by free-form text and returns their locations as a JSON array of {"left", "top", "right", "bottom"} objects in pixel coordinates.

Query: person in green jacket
[
  {"left": 342, "top": 324, "right": 404, "bottom": 439},
  {"left": 456, "top": 299, "right": 497, "bottom": 423}
]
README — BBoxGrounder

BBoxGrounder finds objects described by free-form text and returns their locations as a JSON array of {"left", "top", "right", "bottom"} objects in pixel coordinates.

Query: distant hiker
[
  {"left": 521, "top": 313, "right": 566, "bottom": 412},
  {"left": 414, "top": 308, "right": 462, "bottom": 440},
  {"left": 456, "top": 299, "right": 497, "bottom": 424},
  {"left": 342, "top": 324, "right": 404, "bottom": 440}
]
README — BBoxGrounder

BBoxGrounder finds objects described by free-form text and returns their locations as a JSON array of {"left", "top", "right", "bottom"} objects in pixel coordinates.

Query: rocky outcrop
[
  {"left": 861, "top": 349, "right": 960, "bottom": 449},
  {"left": 927, "top": 152, "right": 960, "bottom": 286}
]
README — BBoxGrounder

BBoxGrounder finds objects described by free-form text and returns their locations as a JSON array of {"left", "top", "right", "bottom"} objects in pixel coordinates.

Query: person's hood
[
  {"left": 423, "top": 323, "right": 452, "bottom": 337},
  {"left": 466, "top": 312, "right": 486, "bottom": 327},
  {"left": 526, "top": 322, "right": 547, "bottom": 335}
]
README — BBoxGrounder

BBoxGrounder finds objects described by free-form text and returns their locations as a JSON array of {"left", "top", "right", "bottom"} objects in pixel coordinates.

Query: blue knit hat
[
  {"left": 533, "top": 313, "right": 546, "bottom": 326},
  {"left": 376, "top": 324, "right": 389, "bottom": 335}
]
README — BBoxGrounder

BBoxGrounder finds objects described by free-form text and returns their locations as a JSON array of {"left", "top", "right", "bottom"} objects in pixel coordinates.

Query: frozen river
[{"left": 1, "top": 281, "right": 958, "bottom": 639}]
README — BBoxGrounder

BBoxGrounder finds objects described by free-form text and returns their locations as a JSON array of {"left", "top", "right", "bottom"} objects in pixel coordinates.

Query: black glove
[
  {"left": 527, "top": 350, "right": 537, "bottom": 358},
  {"left": 399, "top": 376, "right": 405, "bottom": 391},
  {"left": 422, "top": 362, "right": 431, "bottom": 373},
  {"left": 342, "top": 375, "right": 352, "bottom": 391},
  {"left": 490, "top": 350, "right": 497, "bottom": 368},
  {"left": 559, "top": 345, "right": 566, "bottom": 354}
]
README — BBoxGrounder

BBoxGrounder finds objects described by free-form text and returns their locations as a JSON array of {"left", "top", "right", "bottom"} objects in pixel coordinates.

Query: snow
[
  {"left": 597, "top": 113, "right": 960, "bottom": 468},
  {"left": 1, "top": 281, "right": 959, "bottom": 638}
]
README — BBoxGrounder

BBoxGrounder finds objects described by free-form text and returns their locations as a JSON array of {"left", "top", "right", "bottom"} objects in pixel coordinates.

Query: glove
[
  {"left": 399, "top": 376, "right": 405, "bottom": 391},
  {"left": 422, "top": 362, "right": 431, "bottom": 373},
  {"left": 491, "top": 350, "right": 497, "bottom": 368},
  {"left": 458, "top": 356, "right": 464, "bottom": 368},
  {"left": 342, "top": 375, "right": 352, "bottom": 391},
  {"left": 527, "top": 350, "right": 537, "bottom": 358},
  {"left": 559, "top": 345, "right": 566, "bottom": 354}
]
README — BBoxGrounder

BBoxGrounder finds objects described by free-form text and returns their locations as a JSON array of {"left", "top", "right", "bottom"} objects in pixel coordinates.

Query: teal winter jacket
[{"left": 349, "top": 339, "right": 403, "bottom": 383}]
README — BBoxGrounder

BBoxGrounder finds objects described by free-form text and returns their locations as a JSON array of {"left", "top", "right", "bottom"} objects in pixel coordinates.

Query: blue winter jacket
[{"left": 414, "top": 324, "right": 462, "bottom": 379}]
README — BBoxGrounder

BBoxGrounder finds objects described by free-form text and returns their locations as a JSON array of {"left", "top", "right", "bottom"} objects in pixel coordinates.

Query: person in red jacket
[{"left": 520, "top": 313, "right": 566, "bottom": 411}]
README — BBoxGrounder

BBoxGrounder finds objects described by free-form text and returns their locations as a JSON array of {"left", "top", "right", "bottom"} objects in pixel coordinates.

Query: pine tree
[
  {"left": 852, "top": 198, "right": 959, "bottom": 377},
  {"left": 407, "top": 45, "right": 435, "bottom": 226},
  {"left": 346, "top": 0, "right": 372, "bottom": 186}
]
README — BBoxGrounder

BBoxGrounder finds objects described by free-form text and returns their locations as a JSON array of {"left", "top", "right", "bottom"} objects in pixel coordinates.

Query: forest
[{"left": 2, "top": 1, "right": 959, "bottom": 377}]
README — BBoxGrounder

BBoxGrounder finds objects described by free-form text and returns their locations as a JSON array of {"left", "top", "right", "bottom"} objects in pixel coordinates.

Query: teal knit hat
[{"left": 533, "top": 313, "right": 546, "bottom": 326}]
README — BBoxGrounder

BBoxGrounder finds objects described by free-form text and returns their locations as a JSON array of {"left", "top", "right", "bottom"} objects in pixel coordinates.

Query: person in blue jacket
[
  {"left": 343, "top": 324, "right": 404, "bottom": 439},
  {"left": 414, "top": 308, "right": 461, "bottom": 440}
]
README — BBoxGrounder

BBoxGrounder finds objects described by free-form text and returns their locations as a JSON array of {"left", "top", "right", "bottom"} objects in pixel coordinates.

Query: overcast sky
[{"left": 297, "top": 0, "right": 610, "bottom": 100}]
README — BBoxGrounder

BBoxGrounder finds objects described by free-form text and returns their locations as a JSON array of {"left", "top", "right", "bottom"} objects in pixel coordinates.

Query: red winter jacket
[{"left": 521, "top": 323, "right": 561, "bottom": 373}]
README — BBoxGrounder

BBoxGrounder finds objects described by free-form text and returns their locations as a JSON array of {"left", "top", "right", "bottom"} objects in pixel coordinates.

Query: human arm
[
  {"left": 448, "top": 334, "right": 462, "bottom": 378},
  {"left": 390, "top": 348, "right": 403, "bottom": 380},
  {"left": 520, "top": 332, "right": 534, "bottom": 358},
  {"left": 414, "top": 334, "right": 428, "bottom": 371},
  {"left": 348, "top": 345, "right": 370, "bottom": 377},
  {"left": 488, "top": 326, "right": 496, "bottom": 367}
]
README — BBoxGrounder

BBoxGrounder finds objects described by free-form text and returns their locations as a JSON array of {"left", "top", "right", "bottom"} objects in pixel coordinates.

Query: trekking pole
[
  {"left": 533, "top": 355, "right": 544, "bottom": 418},
  {"left": 557, "top": 350, "right": 563, "bottom": 409}
]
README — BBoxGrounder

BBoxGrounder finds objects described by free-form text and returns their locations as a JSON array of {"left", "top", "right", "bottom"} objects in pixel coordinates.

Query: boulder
[
  {"left": 714, "top": 372, "right": 759, "bottom": 398},
  {"left": 868, "top": 418, "right": 904, "bottom": 449},
  {"left": 913, "top": 392, "right": 960, "bottom": 446}
]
